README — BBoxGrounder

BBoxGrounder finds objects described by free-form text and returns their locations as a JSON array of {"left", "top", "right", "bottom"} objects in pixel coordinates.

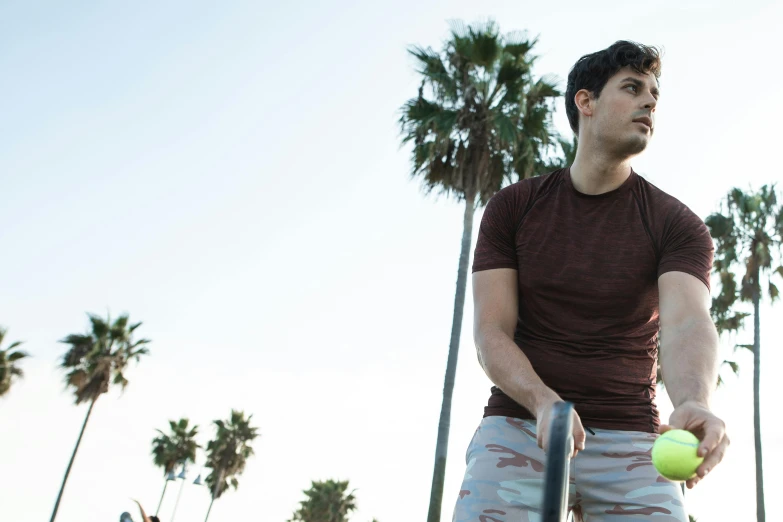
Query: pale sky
[{"left": 1, "top": 1, "right": 782, "bottom": 521}]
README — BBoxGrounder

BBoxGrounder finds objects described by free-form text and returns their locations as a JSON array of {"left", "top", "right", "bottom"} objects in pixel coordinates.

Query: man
[
  {"left": 452, "top": 41, "right": 730, "bottom": 521},
  {"left": 132, "top": 499, "right": 161, "bottom": 522}
]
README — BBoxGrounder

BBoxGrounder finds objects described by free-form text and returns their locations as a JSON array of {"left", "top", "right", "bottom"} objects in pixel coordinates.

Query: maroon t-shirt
[{"left": 472, "top": 167, "right": 713, "bottom": 432}]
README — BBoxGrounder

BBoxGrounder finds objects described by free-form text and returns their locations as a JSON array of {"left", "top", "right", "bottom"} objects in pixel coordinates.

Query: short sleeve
[
  {"left": 657, "top": 206, "right": 714, "bottom": 290},
  {"left": 472, "top": 187, "right": 521, "bottom": 273}
]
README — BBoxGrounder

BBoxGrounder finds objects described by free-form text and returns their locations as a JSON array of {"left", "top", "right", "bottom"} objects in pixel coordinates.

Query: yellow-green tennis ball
[{"left": 652, "top": 429, "right": 704, "bottom": 481}]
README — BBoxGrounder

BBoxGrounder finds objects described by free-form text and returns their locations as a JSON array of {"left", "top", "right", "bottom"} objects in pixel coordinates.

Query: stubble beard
[{"left": 602, "top": 128, "right": 649, "bottom": 159}]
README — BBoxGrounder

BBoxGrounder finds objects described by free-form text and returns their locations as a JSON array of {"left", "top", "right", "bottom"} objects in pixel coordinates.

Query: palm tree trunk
[
  {"left": 753, "top": 286, "right": 765, "bottom": 522},
  {"left": 49, "top": 398, "right": 97, "bottom": 522},
  {"left": 204, "top": 468, "right": 223, "bottom": 522},
  {"left": 155, "top": 479, "right": 169, "bottom": 516},
  {"left": 204, "top": 497, "right": 215, "bottom": 522},
  {"left": 427, "top": 193, "right": 476, "bottom": 522}
]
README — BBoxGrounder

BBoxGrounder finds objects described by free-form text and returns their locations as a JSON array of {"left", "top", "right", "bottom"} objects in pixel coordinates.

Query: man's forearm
[
  {"left": 660, "top": 317, "right": 720, "bottom": 408},
  {"left": 476, "top": 328, "right": 560, "bottom": 416}
]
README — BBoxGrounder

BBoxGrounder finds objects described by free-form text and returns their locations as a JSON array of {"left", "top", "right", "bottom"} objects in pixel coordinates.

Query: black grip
[{"left": 541, "top": 401, "right": 574, "bottom": 522}]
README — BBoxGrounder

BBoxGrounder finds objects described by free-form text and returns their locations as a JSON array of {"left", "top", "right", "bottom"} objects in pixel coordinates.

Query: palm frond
[
  {"left": 88, "top": 313, "right": 110, "bottom": 339},
  {"left": 59, "top": 312, "right": 151, "bottom": 404},
  {"left": 408, "top": 47, "right": 458, "bottom": 101},
  {"left": 151, "top": 417, "right": 201, "bottom": 474},
  {"left": 7, "top": 350, "right": 29, "bottom": 362},
  {"left": 204, "top": 410, "right": 259, "bottom": 499},
  {"left": 492, "top": 112, "right": 518, "bottom": 144},
  {"left": 725, "top": 360, "right": 740, "bottom": 375},
  {"left": 399, "top": 19, "right": 565, "bottom": 206},
  {"left": 113, "top": 371, "right": 129, "bottom": 389},
  {"left": 6, "top": 340, "right": 24, "bottom": 351},
  {"left": 708, "top": 185, "right": 782, "bottom": 341}
]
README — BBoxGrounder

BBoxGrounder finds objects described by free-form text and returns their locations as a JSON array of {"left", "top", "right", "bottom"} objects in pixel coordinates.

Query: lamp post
[
  {"left": 155, "top": 470, "right": 177, "bottom": 516},
  {"left": 170, "top": 463, "right": 188, "bottom": 522},
  {"left": 169, "top": 462, "right": 206, "bottom": 522}
]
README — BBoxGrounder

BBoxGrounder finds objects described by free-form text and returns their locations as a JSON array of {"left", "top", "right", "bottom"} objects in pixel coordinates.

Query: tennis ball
[{"left": 652, "top": 429, "right": 704, "bottom": 481}]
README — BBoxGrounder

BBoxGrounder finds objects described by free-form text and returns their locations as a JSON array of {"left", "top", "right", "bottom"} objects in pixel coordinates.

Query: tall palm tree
[
  {"left": 541, "top": 136, "right": 578, "bottom": 173},
  {"left": 50, "top": 313, "right": 150, "bottom": 522},
  {"left": 398, "top": 20, "right": 564, "bottom": 522},
  {"left": 0, "top": 327, "right": 28, "bottom": 397},
  {"left": 287, "top": 479, "right": 358, "bottom": 522},
  {"left": 705, "top": 185, "right": 782, "bottom": 522},
  {"left": 151, "top": 418, "right": 200, "bottom": 515},
  {"left": 203, "top": 410, "right": 259, "bottom": 522}
]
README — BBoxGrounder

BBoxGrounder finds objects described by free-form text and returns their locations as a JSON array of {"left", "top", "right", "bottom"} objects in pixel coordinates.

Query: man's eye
[{"left": 625, "top": 85, "right": 638, "bottom": 93}]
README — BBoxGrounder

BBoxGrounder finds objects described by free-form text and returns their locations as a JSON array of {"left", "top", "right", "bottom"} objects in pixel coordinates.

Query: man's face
[{"left": 588, "top": 67, "right": 659, "bottom": 156}]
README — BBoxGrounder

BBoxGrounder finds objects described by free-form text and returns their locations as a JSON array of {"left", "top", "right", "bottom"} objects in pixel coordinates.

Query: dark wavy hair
[{"left": 566, "top": 41, "right": 662, "bottom": 135}]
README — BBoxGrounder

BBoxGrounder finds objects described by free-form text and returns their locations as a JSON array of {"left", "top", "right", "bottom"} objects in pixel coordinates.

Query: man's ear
[{"left": 574, "top": 89, "right": 593, "bottom": 118}]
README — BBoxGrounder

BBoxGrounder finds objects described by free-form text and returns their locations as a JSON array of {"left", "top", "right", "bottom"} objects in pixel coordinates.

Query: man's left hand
[{"left": 659, "top": 400, "right": 730, "bottom": 489}]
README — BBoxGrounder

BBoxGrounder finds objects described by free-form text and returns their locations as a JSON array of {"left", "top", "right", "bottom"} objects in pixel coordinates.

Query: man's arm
[
  {"left": 132, "top": 500, "right": 151, "bottom": 522},
  {"left": 658, "top": 271, "right": 729, "bottom": 488},
  {"left": 658, "top": 271, "right": 719, "bottom": 407},
  {"left": 472, "top": 268, "right": 585, "bottom": 454}
]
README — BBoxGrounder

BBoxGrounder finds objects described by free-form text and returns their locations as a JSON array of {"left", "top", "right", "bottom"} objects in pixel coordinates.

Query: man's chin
[{"left": 619, "top": 135, "right": 649, "bottom": 157}]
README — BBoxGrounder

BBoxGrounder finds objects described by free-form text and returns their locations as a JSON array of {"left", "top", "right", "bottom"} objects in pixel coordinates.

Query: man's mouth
[{"left": 633, "top": 116, "right": 653, "bottom": 130}]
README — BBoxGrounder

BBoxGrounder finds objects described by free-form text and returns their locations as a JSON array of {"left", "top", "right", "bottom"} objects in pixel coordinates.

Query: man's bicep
[
  {"left": 658, "top": 271, "right": 711, "bottom": 331},
  {"left": 472, "top": 268, "right": 519, "bottom": 339}
]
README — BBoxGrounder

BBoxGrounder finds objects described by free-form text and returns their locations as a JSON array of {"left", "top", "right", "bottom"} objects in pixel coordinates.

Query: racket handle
[{"left": 542, "top": 401, "right": 574, "bottom": 522}]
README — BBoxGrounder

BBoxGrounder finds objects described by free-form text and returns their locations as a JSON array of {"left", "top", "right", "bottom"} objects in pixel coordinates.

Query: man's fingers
[
  {"left": 696, "top": 434, "right": 729, "bottom": 478},
  {"left": 658, "top": 424, "right": 673, "bottom": 434},
  {"left": 573, "top": 417, "right": 587, "bottom": 451},
  {"left": 698, "top": 420, "right": 726, "bottom": 457},
  {"left": 665, "top": 412, "right": 687, "bottom": 430}
]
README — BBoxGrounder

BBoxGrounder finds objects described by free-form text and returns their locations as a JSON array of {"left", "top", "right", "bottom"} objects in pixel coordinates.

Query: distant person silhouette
[{"left": 132, "top": 499, "right": 160, "bottom": 522}]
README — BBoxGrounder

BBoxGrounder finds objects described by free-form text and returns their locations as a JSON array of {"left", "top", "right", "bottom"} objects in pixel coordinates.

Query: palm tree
[
  {"left": 151, "top": 418, "right": 200, "bottom": 515},
  {"left": 0, "top": 327, "right": 28, "bottom": 397},
  {"left": 533, "top": 136, "right": 578, "bottom": 176},
  {"left": 203, "top": 410, "right": 259, "bottom": 522},
  {"left": 288, "top": 479, "right": 358, "bottom": 522},
  {"left": 705, "top": 185, "right": 782, "bottom": 522},
  {"left": 398, "top": 20, "right": 564, "bottom": 522},
  {"left": 50, "top": 313, "right": 150, "bottom": 522}
]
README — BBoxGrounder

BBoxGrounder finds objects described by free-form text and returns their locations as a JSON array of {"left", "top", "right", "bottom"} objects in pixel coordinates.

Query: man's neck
[{"left": 569, "top": 148, "right": 633, "bottom": 195}]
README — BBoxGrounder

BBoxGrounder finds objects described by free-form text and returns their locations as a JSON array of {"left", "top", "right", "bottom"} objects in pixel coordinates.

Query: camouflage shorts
[{"left": 452, "top": 416, "right": 687, "bottom": 522}]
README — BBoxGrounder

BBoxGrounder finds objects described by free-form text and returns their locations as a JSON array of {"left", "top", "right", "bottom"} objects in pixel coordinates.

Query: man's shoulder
[
  {"left": 493, "top": 168, "right": 566, "bottom": 202},
  {"left": 633, "top": 173, "right": 700, "bottom": 217},
  {"left": 633, "top": 174, "right": 709, "bottom": 245}
]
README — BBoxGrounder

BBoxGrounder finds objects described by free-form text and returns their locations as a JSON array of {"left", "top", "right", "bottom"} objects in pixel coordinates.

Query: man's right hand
[{"left": 535, "top": 396, "right": 587, "bottom": 458}]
